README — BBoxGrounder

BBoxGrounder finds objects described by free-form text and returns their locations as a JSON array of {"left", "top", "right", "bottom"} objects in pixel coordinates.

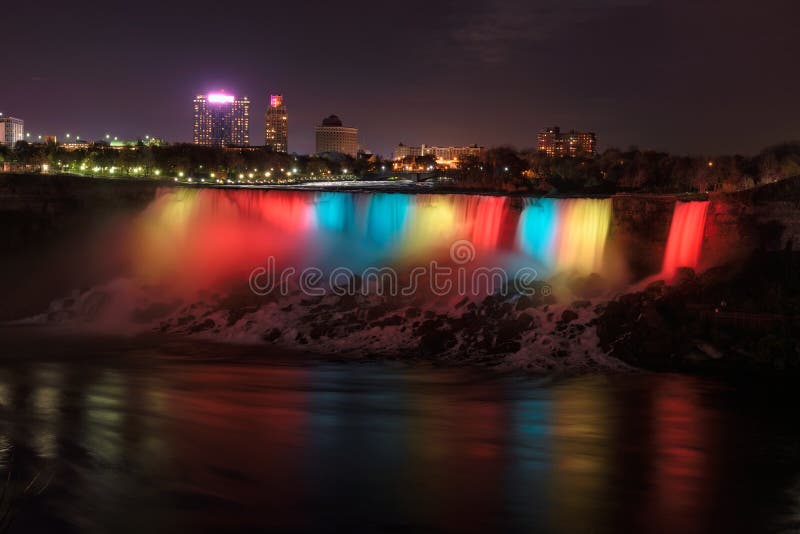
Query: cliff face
[
  {"left": 611, "top": 186, "right": 800, "bottom": 280},
  {"left": 0, "top": 174, "right": 164, "bottom": 252},
  {"left": 0, "top": 174, "right": 165, "bottom": 320},
  {"left": 610, "top": 195, "right": 676, "bottom": 278}
]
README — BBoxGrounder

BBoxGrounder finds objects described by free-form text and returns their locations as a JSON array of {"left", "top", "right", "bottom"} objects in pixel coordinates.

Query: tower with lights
[
  {"left": 192, "top": 92, "right": 250, "bottom": 147},
  {"left": 264, "top": 94, "right": 288, "bottom": 152}
]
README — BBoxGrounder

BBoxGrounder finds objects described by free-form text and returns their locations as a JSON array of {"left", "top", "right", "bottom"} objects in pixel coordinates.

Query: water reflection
[{"left": 0, "top": 332, "right": 798, "bottom": 532}]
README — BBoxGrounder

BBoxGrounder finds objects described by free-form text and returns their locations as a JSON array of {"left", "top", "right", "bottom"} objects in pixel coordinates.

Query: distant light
[
  {"left": 239, "top": 173, "right": 244, "bottom": 179},
  {"left": 155, "top": 170, "right": 161, "bottom": 176},
  {"left": 178, "top": 171, "right": 185, "bottom": 177},
  {"left": 343, "top": 169, "right": 348, "bottom": 174},
  {"left": 208, "top": 93, "right": 234, "bottom": 104}
]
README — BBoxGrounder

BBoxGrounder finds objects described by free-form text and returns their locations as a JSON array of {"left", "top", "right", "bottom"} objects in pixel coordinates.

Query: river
[{"left": 1, "top": 327, "right": 799, "bottom": 533}]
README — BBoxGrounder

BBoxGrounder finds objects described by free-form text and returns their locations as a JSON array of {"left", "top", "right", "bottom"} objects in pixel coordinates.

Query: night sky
[{"left": 3, "top": 0, "right": 799, "bottom": 156}]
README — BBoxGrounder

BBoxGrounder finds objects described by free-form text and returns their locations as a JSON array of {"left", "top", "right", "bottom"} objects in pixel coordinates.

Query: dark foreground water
[{"left": 0, "top": 327, "right": 799, "bottom": 533}]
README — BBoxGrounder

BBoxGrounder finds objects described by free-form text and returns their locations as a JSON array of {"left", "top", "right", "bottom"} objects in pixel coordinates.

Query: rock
[
  {"left": 419, "top": 330, "right": 457, "bottom": 356},
  {"left": 189, "top": 319, "right": 215, "bottom": 333},
  {"left": 372, "top": 315, "right": 404, "bottom": 327},
  {"left": 405, "top": 307, "right": 421, "bottom": 318},
  {"left": 560, "top": 309, "right": 579, "bottom": 324},
  {"left": 694, "top": 341, "right": 723, "bottom": 360}
]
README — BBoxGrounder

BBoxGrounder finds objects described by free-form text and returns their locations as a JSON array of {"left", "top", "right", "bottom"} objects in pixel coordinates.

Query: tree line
[{"left": 2, "top": 140, "right": 800, "bottom": 193}]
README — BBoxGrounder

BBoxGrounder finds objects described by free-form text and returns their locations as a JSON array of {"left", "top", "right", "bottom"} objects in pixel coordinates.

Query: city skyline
[{"left": 3, "top": 1, "right": 799, "bottom": 157}]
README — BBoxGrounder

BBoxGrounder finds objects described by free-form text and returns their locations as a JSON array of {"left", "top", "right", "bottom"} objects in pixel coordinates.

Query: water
[
  {"left": 1, "top": 327, "right": 799, "bottom": 533},
  {"left": 662, "top": 201, "right": 710, "bottom": 278},
  {"left": 128, "top": 189, "right": 617, "bottom": 293}
]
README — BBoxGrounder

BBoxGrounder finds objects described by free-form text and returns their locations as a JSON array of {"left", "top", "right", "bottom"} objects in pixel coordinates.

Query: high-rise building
[
  {"left": 0, "top": 115, "right": 24, "bottom": 147},
  {"left": 264, "top": 94, "right": 288, "bottom": 152},
  {"left": 315, "top": 115, "right": 358, "bottom": 157},
  {"left": 193, "top": 92, "right": 250, "bottom": 147},
  {"left": 537, "top": 126, "right": 596, "bottom": 157}
]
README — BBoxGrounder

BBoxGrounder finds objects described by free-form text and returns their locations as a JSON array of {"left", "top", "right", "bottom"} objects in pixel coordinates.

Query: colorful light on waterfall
[
  {"left": 516, "top": 198, "right": 612, "bottom": 276},
  {"left": 131, "top": 189, "right": 617, "bottom": 295},
  {"left": 661, "top": 201, "right": 710, "bottom": 278}
]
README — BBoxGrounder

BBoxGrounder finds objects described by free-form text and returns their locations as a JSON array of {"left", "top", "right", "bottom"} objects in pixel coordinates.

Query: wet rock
[
  {"left": 515, "top": 296, "right": 535, "bottom": 311},
  {"left": 488, "top": 340, "right": 521, "bottom": 354},
  {"left": 405, "top": 307, "right": 421, "bottom": 318},
  {"left": 189, "top": 319, "right": 215, "bottom": 333},
  {"left": 419, "top": 330, "right": 457, "bottom": 356},
  {"left": 372, "top": 315, "right": 404, "bottom": 327},
  {"left": 262, "top": 328, "right": 281, "bottom": 342},
  {"left": 560, "top": 310, "right": 579, "bottom": 324}
]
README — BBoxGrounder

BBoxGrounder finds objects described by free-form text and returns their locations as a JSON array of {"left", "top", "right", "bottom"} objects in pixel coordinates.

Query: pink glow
[
  {"left": 270, "top": 95, "right": 283, "bottom": 107},
  {"left": 662, "top": 201, "right": 710, "bottom": 279},
  {"left": 208, "top": 93, "right": 235, "bottom": 104}
]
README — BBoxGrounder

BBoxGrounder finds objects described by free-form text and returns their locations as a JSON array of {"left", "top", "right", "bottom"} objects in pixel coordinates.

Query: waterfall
[
  {"left": 516, "top": 198, "right": 612, "bottom": 276},
  {"left": 130, "top": 189, "right": 618, "bottom": 294},
  {"left": 661, "top": 201, "right": 710, "bottom": 278}
]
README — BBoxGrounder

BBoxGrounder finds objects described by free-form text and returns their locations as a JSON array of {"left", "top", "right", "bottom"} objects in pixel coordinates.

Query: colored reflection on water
[{"left": 0, "top": 330, "right": 798, "bottom": 533}]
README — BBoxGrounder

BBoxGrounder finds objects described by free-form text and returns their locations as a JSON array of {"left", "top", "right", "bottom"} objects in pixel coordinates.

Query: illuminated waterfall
[
  {"left": 661, "top": 201, "right": 710, "bottom": 278},
  {"left": 516, "top": 198, "right": 612, "bottom": 276},
  {"left": 131, "top": 189, "right": 617, "bottom": 294},
  {"left": 517, "top": 199, "right": 559, "bottom": 270},
  {"left": 555, "top": 199, "right": 612, "bottom": 276}
]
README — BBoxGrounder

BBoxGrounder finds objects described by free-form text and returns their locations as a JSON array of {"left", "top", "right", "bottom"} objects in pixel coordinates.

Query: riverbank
[{"left": 597, "top": 249, "right": 800, "bottom": 374}]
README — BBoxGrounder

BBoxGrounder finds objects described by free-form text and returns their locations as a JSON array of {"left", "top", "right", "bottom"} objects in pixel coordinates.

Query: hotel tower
[
  {"left": 264, "top": 94, "right": 288, "bottom": 152},
  {"left": 193, "top": 92, "right": 250, "bottom": 147}
]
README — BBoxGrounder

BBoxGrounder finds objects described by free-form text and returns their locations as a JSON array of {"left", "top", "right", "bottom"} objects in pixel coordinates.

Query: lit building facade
[
  {"left": 315, "top": 115, "right": 358, "bottom": 157},
  {"left": 393, "top": 143, "right": 485, "bottom": 168},
  {"left": 0, "top": 116, "right": 25, "bottom": 147},
  {"left": 264, "top": 94, "right": 288, "bottom": 152},
  {"left": 537, "top": 126, "right": 596, "bottom": 157},
  {"left": 193, "top": 92, "right": 250, "bottom": 147}
]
